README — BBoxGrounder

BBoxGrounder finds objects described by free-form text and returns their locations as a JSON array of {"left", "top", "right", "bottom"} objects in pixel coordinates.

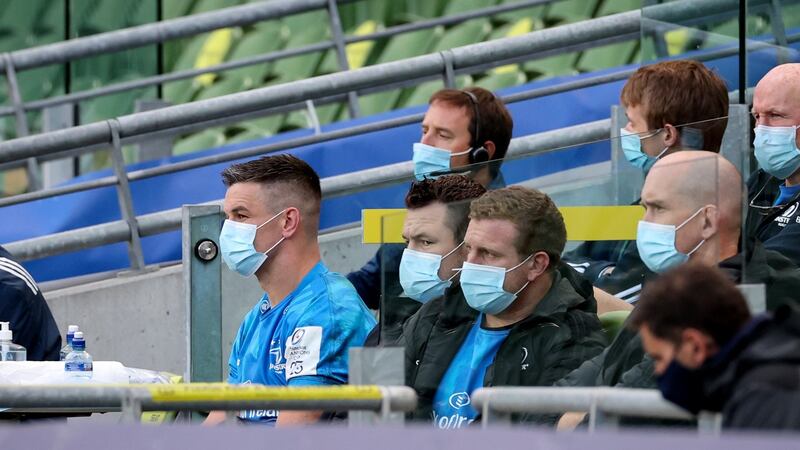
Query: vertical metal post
[
  {"left": 134, "top": 99, "right": 174, "bottom": 162},
  {"left": 479, "top": 395, "right": 511, "bottom": 429},
  {"left": 348, "top": 347, "right": 405, "bottom": 426},
  {"left": 108, "top": 119, "right": 145, "bottom": 271},
  {"left": 183, "top": 204, "right": 223, "bottom": 383},
  {"left": 41, "top": 104, "right": 76, "bottom": 188},
  {"left": 326, "top": 0, "right": 361, "bottom": 119},
  {"left": 721, "top": 104, "right": 751, "bottom": 279},
  {"left": 305, "top": 100, "right": 322, "bottom": 135},
  {"left": 440, "top": 50, "right": 456, "bottom": 89},
  {"left": 2, "top": 53, "right": 41, "bottom": 191},
  {"left": 697, "top": 412, "right": 723, "bottom": 435},
  {"left": 611, "top": 105, "right": 642, "bottom": 205},
  {"left": 769, "top": 0, "right": 788, "bottom": 64}
]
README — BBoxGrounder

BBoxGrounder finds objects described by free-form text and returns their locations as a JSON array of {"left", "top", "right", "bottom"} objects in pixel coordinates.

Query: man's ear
[
  {"left": 281, "top": 207, "right": 302, "bottom": 238},
  {"left": 662, "top": 123, "right": 680, "bottom": 148},
  {"left": 483, "top": 140, "right": 497, "bottom": 160},
  {"left": 681, "top": 328, "right": 716, "bottom": 368},
  {"left": 526, "top": 251, "right": 550, "bottom": 282},
  {"left": 700, "top": 205, "right": 719, "bottom": 240}
]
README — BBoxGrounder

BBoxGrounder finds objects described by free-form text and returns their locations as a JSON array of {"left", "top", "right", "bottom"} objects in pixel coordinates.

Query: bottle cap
[
  {"left": 67, "top": 325, "right": 79, "bottom": 334},
  {"left": 0, "top": 322, "right": 11, "bottom": 341}
]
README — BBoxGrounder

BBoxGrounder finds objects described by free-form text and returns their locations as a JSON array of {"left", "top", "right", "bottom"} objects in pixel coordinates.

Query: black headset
[{"left": 461, "top": 90, "right": 490, "bottom": 165}]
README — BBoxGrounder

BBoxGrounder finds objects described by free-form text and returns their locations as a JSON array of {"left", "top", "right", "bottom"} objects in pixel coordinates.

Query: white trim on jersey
[
  {"left": 0, "top": 258, "right": 38, "bottom": 295},
  {"left": 616, "top": 283, "right": 642, "bottom": 302}
]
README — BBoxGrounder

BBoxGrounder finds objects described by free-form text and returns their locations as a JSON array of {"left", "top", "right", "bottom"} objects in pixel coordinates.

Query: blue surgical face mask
[
  {"left": 459, "top": 254, "right": 533, "bottom": 315},
  {"left": 220, "top": 209, "right": 287, "bottom": 277},
  {"left": 754, "top": 124, "right": 800, "bottom": 180},
  {"left": 636, "top": 207, "right": 706, "bottom": 274},
  {"left": 412, "top": 143, "right": 472, "bottom": 181},
  {"left": 620, "top": 128, "right": 667, "bottom": 173},
  {"left": 399, "top": 242, "right": 463, "bottom": 303}
]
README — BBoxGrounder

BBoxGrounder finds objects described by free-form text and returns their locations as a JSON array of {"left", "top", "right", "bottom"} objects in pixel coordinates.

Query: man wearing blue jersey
[{"left": 205, "top": 154, "right": 376, "bottom": 426}]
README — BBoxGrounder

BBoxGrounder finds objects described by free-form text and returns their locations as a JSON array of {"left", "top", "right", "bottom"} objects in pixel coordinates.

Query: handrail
[
  {"left": 0, "top": 0, "right": 747, "bottom": 166},
  {"left": 471, "top": 387, "right": 722, "bottom": 432},
  {"left": 2, "top": 119, "right": 610, "bottom": 261},
  {"left": 0, "top": 384, "right": 417, "bottom": 422}
]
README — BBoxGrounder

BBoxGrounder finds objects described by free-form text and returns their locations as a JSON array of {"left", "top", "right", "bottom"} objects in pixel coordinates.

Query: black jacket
[
  {"left": 0, "top": 246, "right": 61, "bottom": 361},
  {"left": 746, "top": 169, "right": 800, "bottom": 267},
  {"left": 401, "top": 262, "right": 607, "bottom": 421},
  {"left": 559, "top": 241, "right": 800, "bottom": 391},
  {"left": 701, "top": 304, "right": 800, "bottom": 430}
]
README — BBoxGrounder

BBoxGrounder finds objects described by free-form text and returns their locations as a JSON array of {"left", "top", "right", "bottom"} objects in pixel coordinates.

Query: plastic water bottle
[
  {"left": 64, "top": 331, "right": 93, "bottom": 379},
  {"left": 59, "top": 325, "right": 80, "bottom": 361},
  {"left": 0, "top": 322, "right": 26, "bottom": 361}
]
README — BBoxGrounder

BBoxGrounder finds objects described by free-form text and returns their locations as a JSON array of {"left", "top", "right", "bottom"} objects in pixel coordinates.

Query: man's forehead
[
  {"left": 424, "top": 101, "right": 471, "bottom": 124},
  {"left": 404, "top": 203, "right": 448, "bottom": 232},
  {"left": 223, "top": 182, "right": 269, "bottom": 213},
  {"left": 465, "top": 218, "right": 517, "bottom": 245}
]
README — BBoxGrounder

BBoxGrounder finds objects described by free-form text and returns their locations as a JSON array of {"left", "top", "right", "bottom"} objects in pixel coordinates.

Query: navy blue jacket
[
  {"left": 746, "top": 169, "right": 800, "bottom": 267},
  {"left": 0, "top": 246, "right": 61, "bottom": 361}
]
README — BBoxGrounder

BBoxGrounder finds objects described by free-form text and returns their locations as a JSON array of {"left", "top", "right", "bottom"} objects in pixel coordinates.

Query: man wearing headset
[{"left": 347, "top": 87, "right": 514, "bottom": 327}]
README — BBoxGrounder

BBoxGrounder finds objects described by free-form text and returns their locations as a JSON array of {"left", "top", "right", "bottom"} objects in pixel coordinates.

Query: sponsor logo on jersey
[
  {"left": 285, "top": 326, "right": 322, "bottom": 380},
  {"left": 269, "top": 339, "right": 285, "bottom": 373}
]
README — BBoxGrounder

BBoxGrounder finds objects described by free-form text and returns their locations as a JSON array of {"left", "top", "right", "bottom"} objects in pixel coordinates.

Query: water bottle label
[{"left": 65, "top": 361, "right": 93, "bottom": 372}]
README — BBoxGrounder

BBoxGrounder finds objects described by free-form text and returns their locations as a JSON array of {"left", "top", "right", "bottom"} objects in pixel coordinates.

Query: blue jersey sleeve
[{"left": 283, "top": 273, "right": 376, "bottom": 386}]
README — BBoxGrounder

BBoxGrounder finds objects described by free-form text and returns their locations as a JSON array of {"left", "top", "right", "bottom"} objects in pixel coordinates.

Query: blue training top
[
  {"left": 431, "top": 316, "right": 510, "bottom": 429},
  {"left": 227, "top": 261, "right": 376, "bottom": 424}
]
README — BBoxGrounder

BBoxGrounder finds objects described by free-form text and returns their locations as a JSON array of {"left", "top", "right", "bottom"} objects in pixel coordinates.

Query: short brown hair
[
  {"left": 405, "top": 175, "right": 487, "bottom": 242},
  {"left": 221, "top": 154, "right": 322, "bottom": 222},
  {"left": 429, "top": 87, "right": 514, "bottom": 162},
  {"left": 469, "top": 186, "right": 566, "bottom": 270},
  {"left": 620, "top": 60, "right": 729, "bottom": 152},
  {"left": 629, "top": 263, "right": 751, "bottom": 346}
]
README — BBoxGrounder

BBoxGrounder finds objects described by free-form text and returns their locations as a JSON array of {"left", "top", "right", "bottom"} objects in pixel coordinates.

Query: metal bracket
[
  {"left": 183, "top": 204, "right": 223, "bottom": 383},
  {"left": 305, "top": 100, "right": 322, "bottom": 135},
  {"left": 2, "top": 53, "right": 41, "bottom": 191},
  {"left": 439, "top": 50, "right": 457, "bottom": 89},
  {"left": 107, "top": 119, "right": 145, "bottom": 271},
  {"left": 327, "top": 0, "right": 361, "bottom": 119},
  {"left": 120, "top": 391, "right": 143, "bottom": 424}
]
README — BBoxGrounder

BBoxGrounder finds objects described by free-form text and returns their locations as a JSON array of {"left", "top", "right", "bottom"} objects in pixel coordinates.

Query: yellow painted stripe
[
  {"left": 194, "top": 28, "right": 235, "bottom": 86},
  {"left": 361, "top": 206, "right": 645, "bottom": 243},
  {"left": 147, "top": 383, "right": 383, "bottom": 403}
]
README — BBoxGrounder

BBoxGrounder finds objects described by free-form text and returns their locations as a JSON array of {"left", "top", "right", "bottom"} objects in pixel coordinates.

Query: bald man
[
  {"left": 747, "top": 63, "right": 800, "bottom": 266},
  {"left": 554, "top": 151, "right": 800, "bottom": 429}
]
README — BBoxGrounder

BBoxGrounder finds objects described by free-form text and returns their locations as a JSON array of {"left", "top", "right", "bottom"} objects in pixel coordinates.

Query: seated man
[
  {"left": 556, "top": 151, "right": 800, "bottom": 428},
  {"left": 747, "top": 63, "right": 800, "bottom": 266},
  {"left": 205, "top": 155, "right": 376, "bottom": 426},
  {"left": 369, "top": 175, "right": 486, "bottom": 345},
  {"left": 402, "top": 186, "right": 607, "bottom": 428},
  {"left": 632, "top": 263, "right": 800, "bottom": 431},
  {"left": 0, "top": 245, "right": 60, "bottom": 361},
  {"left": 565, "top": 59, "right": 729, "bottom": 302},
  {"left": 347, "top": 87, "right": 513, "bottom": 310}
]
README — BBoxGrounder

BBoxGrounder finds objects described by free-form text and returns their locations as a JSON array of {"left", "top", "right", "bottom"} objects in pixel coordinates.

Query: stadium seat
[{"left": 599, "top": 310, "right": 631, "bottom": 343}]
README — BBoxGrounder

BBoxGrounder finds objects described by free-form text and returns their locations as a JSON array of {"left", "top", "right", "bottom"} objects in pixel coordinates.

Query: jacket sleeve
[
  {"left": 723, "top": 382, "right": 800, "bottom": 430},
  {"left": 346, "top": 251, "right": 383, "bottom": 310},
  {"left": 762, "top": 224, "right": 800, "bottom": 270},
  {"left": 0, "top": 284, "right": 61, "bottom": 361}
]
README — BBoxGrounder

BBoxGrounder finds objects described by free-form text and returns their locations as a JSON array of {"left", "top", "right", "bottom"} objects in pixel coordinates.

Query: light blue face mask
[
  {"left": 399, "top": 242, "right": 463, "bottom": 303},
  {"left": 412, "top": 143, "right": 472, "bottom": 181},
  {"left": 754, "top": 125, "right": 800, "bottom": 180},
  {"left": 459, "top": 254, "right": 533, "bottom": 315},
  {"left": 636, "top": 207, "right": 706, "bottom": 274},
  {"left": 220, "top": 209, "right": 287, "bottom": 277},
  {"left": 620, "top": 128, "right": 667, "bottom": 173}
]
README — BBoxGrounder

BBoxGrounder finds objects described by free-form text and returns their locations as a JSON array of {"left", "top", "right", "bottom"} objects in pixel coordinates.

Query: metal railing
[
  {"left": 0, "top": 0, "right": 762, "bottom": 270},
  {"left": 0, "top": 383, "right": 417, "bottom": 424},
  {"left": 471, "top": 387, "right": 722, "bottom": 433}
]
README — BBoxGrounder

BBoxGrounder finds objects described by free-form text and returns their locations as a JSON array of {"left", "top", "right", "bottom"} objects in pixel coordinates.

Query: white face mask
[{"left": 458, "top": 254, "right": 533, "bottom": 315}]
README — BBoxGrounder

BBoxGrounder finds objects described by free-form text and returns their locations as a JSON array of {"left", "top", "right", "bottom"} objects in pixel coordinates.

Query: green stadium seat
[
  {"left": 358, "top": 28, "right": 441, "bottom": 116},
  {"left": 477, "top": 70, "right": 526, "bottom": 91},
  {"left": 189, "top": 0, "right": 243, "bottom": 15},
  {"left": 576, "top": 41, "right": 639, "bottom": 73},
  {"left": 225, "top": 27, "right": 285, "bottom": 89},
  {"left": 163, "top": 34, "right": 213, "bottom": 104},
  {"left": 173, "top": 129, "right": 226, "bottom": 156},
  {"left": 546, "top": 0, "right": 601, "bottom": 24},
  {"left": 442, "top": 0, "right": 498, "bottom": 15},
  {"left": 599, "top": 310, "right": 631, "bottom": 343}
]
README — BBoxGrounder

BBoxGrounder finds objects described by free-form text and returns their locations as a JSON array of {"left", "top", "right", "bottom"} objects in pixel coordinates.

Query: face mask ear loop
[
  {"left": 262, "top": 236, "right": 286, "bottom": 256},
  {"left": 450, "top": 148, "right": 472, "bottom": 157},
  {"left": 441, "top": 242, "right": 466, "bottom": 282},
  {"left": 506, "top": 253, "right": 535, "bottom": 273},
  {"left": 676, "top": 206, "right": 706, "bottom": 230},
  {"left": 655, "top": 146, "right": 669, "bottom": 159},
  {"left": 256, "top": 208, "right": 288, "bottom": 230}
]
